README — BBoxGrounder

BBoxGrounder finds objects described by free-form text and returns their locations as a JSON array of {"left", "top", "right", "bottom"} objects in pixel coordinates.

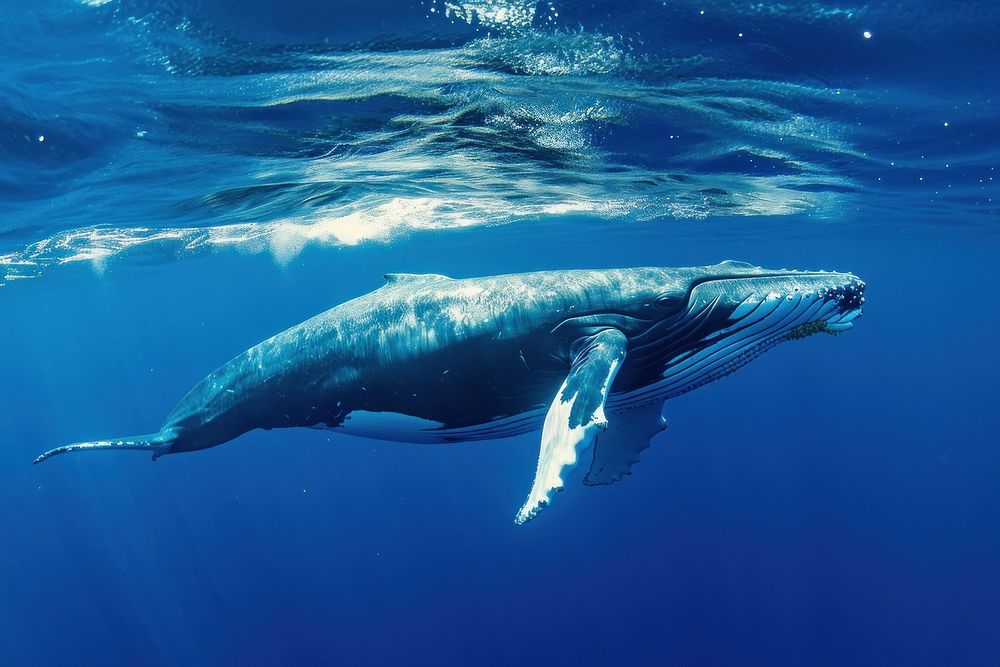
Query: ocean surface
[{"left": 1, "top": 0, "right": 998, "bottom": 664}]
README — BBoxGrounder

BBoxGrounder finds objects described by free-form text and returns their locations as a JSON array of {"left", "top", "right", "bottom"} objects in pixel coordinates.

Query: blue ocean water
[{"left": 1, "top": 0, "right": 998, "bottom": 664}]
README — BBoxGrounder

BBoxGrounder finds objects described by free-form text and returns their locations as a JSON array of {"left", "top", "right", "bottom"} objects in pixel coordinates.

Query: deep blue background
[
  {"left": 4, "top": 219, "right": 1000, "bottom": 665},
  {"left": 2, "top": 0, "right": 999, "bottom": 665}
]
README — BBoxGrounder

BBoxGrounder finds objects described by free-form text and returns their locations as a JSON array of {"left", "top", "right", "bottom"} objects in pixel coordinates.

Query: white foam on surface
[{"left": 435, "top": 0, "right": 545, "bottom": 30}]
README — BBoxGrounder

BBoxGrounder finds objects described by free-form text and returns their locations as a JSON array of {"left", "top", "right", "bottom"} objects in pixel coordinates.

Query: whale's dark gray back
[{"left": 160, "top": 268, "right": 674, "bottom": 442}]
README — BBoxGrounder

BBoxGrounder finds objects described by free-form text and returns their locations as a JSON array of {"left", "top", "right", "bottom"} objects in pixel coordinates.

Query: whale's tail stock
[{"left": 33, "top": 429, "right": 178, "bottom": 464}]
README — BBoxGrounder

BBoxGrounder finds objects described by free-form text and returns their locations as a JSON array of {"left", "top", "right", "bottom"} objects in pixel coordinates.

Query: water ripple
[{"left": 1, "top": 0, "right": 996, "bottom": 286}]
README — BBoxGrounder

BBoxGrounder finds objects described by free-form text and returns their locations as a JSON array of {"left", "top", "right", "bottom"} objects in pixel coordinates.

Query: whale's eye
[{"left": 654, "top": 294, "right": 681, "bottom": 310}]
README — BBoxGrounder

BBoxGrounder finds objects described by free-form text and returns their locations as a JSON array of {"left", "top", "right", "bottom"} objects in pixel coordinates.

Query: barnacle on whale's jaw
[
  {"left": 788, "top": 319, "right": 833, "bottom": 340},
  {"left": 788, "top": 317, "right": 852, "bottom": 339}
]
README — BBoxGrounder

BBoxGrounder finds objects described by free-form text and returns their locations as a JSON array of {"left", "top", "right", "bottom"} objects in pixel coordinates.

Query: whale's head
[{"left": 585, "top": 260, "right": 866, "bottom": 399}]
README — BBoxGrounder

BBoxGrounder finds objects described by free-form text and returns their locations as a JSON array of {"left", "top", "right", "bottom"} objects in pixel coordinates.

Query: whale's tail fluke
[{"left": 33, "top": 429, "right": 178, "bottom": 464}]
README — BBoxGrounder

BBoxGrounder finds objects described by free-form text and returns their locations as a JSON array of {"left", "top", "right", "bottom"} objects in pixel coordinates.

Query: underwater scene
[{"left": 1, "top": 0, "right": 998, "bottom": 664}]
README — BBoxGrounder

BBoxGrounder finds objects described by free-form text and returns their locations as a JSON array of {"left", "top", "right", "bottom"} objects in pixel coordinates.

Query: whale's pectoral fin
[
  {"left": 584, "top": 402, "right": 667, "bottom": 486},
  {"left": 515, "top": 328, "right": 628, "bottom": 525}
]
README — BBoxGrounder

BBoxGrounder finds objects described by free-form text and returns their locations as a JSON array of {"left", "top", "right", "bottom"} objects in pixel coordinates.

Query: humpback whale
[{"left": 35, "top": 261, "right": 865, "bottom": 523}]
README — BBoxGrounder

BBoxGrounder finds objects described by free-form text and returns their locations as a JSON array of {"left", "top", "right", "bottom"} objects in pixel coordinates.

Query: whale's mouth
[
  {"left": 654, "top": 302, "right": 859, "bottom": 399},
  {"left": 612, "top": 273, "right": 865, "bottom": 407},
  {"left": 824, "top": 307, "right": 864, "bottom": 333}
]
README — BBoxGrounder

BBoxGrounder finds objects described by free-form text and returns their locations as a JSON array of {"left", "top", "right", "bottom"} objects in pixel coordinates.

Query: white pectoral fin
[
  {"left": 514, "top": 380, "right": 607, "bottom": 525},
  {"left": 515, "top": 329, "right": 628, "bottom": 525},
  {"left": 584, "top": 401, "right": 667, "bottom": 486}
]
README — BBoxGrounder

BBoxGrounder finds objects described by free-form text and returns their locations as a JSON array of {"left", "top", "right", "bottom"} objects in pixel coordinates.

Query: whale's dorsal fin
[
  {"left": 382, "top": 272, "right": 451, "bottom": 285},
  {"left": 516, "top": 328, "right": 628, "bottom": 525},
  {"left": 584, "top": 401, "right": 666, "bottom": 486}
]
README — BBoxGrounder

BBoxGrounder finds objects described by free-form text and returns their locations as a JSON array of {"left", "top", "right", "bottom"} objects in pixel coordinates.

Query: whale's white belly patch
[
  {"left": 337, "top": 410, "right": 446, "bottom": 443},
  {"left": 334, "top": 408, "right": 547, "bottom": 444}
]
